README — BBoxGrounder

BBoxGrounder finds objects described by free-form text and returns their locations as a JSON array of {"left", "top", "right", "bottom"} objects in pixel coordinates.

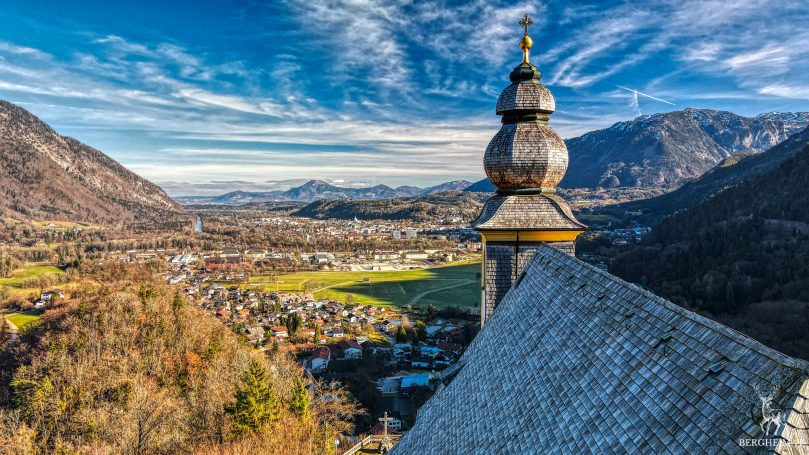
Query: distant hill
[
  {"left": 561, "top": 108, "right": 809, "bottom": 190},
  {"left": 177, "top": 179, "right": 474, "bottom": 205},
  {"left": 420, "top": 180, "right": 472, "bottom": 194},
  {"left": 0, "top": 100, "right": 186, "bottom": 228},
  {"left": 613, "top": 125, "right": 809, "bottom": 224},
  {"left": 610, "top": 142, "right": 809, "bottom": 359},
  {"left": 292, "top": 191, "right": 486, "bottom": 222},
  {"left": 464, "top": 178, "right": 496, "bottom": 193}
]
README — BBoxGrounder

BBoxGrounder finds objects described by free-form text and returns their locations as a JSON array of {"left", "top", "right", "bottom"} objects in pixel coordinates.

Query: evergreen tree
[
  {"left": 289, "top": 378, "right": 311, "bottom": 421},
  {"left": 313, "top": 326, "right": 322, "bottom": 344},
  {"left": 172, "top": 291, "right": 183, "bottom": 313},
  {"left": 224, "top": 360, "right": 280, "bottom": 435},
  {"left": 286, "top": 312, "right": 303, "bottom": 335},
  {"left": 395, "top": 326, "right": 408, "bottom": 343}
]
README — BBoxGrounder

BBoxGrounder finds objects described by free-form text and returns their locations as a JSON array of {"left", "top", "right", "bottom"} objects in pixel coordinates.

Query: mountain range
[
  {"left": 175, "top": 179, "right": 472, "bottom": 205},
  {"left": 560, "top": 109, "right": 809, "bottom": 190},
  {"left": 464, "top": 109, "right": 809, "bottom": 197},
  {"left": 0, "top": 101, "right": 185, "bottom": 228},
  {"left": 613, "top": 124, "right": 809, "bottom": 224},
  {"left": 4, "top": 99, "right": 809, "bottom": 227}
]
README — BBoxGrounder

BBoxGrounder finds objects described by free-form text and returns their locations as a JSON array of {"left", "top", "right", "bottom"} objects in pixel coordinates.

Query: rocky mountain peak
[{"left": 0, "top": 100, "right": 185, "bottom": 228}]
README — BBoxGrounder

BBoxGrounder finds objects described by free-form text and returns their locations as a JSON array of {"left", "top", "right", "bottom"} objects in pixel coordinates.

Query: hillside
[
  {"left": 0, "top": 264, "right": 354, "bottom": 453},
  {"left": 0, "top": 101, "right": 185, "bottom": 228},
  {"left": 610, "top": 143, "right": 809, "bottom": 359},
  {"left": 464, "top": 178, "right": 496, "bottom": 193},
  {"left": 292, "top": 191, "right": 486, "bottom": 222},
  {"left": 611, "top": 125, "right": 809, "bottom": 224},
  {"left": 561, "top": 108, "right": 809, "bottom": 190}
]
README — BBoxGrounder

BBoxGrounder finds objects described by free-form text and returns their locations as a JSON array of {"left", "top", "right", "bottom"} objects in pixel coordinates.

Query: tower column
[{"left": 472, "top": 15, "right": 586, "bottom": 326}]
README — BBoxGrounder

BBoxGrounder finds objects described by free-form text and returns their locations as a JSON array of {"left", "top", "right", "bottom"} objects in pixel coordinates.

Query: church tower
[{"left": 472, "top": 14, "right": 586, "bottom": 326}]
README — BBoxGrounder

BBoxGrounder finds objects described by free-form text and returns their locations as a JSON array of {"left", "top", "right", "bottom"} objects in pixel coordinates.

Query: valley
[{"left": 3, "top": 97, "right": 809, "bottom": 452}]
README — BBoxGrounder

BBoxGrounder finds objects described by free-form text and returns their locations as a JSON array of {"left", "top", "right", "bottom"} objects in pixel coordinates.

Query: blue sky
[{"left": 1, "top": 0, "right": 807, "bottom": 195}]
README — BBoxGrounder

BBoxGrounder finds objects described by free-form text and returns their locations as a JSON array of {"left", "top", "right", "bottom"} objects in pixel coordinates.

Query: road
[{"left": 3, "top": 313, "right": 19, "bottom": 345}]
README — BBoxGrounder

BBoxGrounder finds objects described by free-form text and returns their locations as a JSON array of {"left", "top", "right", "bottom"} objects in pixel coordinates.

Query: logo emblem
[{"left": 754, "top": 386, "right": 784, "bottom": 437}]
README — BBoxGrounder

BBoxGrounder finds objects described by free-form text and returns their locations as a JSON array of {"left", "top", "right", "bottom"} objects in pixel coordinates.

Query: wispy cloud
[{"left": 0, "top": 1, "right": 807, "bottom": 195}]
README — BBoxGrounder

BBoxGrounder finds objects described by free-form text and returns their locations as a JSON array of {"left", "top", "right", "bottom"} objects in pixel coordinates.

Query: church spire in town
[{"left": 472, "top": 14, "right": 587, "bottom": 326}]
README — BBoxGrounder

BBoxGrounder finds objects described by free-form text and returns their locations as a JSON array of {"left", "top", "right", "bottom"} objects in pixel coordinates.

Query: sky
[{"left": 0, "top": 0, "right": 808, "bottom": 195}]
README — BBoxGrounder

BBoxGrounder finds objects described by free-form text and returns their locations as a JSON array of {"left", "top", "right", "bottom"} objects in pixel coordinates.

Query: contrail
[
  {"left": 630, "top": 90, "right": 641, "bottom": 117},
  {"left": 617, "top": 85, "right": 675, "bottom": 105}
]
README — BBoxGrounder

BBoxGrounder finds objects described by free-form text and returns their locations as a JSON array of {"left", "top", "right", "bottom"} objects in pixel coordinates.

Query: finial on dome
[{"left": 519, "top": 13, "right": 534, "bottom": 64}]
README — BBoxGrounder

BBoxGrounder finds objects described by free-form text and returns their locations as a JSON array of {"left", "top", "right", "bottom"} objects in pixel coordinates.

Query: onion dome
[{"left": 484, "top": 14, "right": 568, "bottom": 191}]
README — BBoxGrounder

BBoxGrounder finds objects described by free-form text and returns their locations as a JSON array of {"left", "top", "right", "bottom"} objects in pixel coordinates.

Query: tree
[
  {"left": 172, "top": 291, "right": 183, "bottom": 314},
  {"left": 395, "top": 326, "right": 408, "bottom": 343},
  {"left": 289, "top": 378, "right": 311, "bottom": 421},
  {"left": 313, "top": 326, "right": 322, "bottom": 344},
  {"left": 224, "top": 360, "right": 280, "bottom": 435},
  {"left": 286, "top": 312, "right": 303, "bottom": 335},
  {"left": 427, "top": 304, "right": 438, "bottom": 320},
  {"left": 415, "top": 320, "right": 427, "bottom": 342},
  {"left": 345, "top": 294, "right": 355, "bottom": 305}
]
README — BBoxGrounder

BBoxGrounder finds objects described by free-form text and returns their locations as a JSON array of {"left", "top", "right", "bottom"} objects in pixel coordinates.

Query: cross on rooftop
[
  {"left": 519, "top": 13, "right": 533, "bottom": 35},
  {"left": 379, "top": 411, "right": 395, "bottom": 451}
]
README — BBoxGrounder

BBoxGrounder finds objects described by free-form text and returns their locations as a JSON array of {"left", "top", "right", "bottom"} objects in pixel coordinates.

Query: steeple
[{"left": 472, "top": 14, "right": 586, "bottom": 326}]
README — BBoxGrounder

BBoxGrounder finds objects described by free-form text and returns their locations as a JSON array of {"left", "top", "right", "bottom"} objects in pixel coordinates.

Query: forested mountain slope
[{"left": 610, "top": 143, "right": 809, "bottom": 359}]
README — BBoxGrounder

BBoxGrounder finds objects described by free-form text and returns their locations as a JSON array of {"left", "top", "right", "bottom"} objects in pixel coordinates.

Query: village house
[
  {"left": 307, "top": 346, "right": 330, "bottom": 374},
  {"left": 337, "top": 339, "right": 363, "bottom": 359}
]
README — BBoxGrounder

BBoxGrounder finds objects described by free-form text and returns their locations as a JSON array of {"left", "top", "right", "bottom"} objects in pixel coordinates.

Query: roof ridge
[{"left": 534, "top": 244, "right": 809, "bottom": 372}]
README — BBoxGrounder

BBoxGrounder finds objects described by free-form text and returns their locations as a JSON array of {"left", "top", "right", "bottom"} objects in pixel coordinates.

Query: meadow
[
  {"left": 0, "top": 264, "right": 65, "bottom": 296},
  {"left": 246, "top": 261, "right": 481, "bottom": 309},
  {"left": 6, "top": 310, "right": 42, "bottom": 329}
]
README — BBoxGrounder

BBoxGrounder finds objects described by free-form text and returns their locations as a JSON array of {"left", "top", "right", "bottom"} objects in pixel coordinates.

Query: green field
[
  {"left": 0, "top": 264, "right": 64, "bottom": 295},
  {"left": 247, "top": 262, "right": 481, "bottom": 309},
  {"left": 6, "top": 310, "right": 43, "bottom": 330}
]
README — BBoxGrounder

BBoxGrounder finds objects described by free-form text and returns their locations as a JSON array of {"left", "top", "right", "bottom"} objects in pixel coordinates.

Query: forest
[{"left": 611, "top": 145, "right": 809, "bottom": 359}]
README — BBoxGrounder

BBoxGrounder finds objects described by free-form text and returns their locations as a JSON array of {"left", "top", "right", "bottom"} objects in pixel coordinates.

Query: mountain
[
  {"left": 609, "top": 142, "right": 809, "bottom": 359},
  {"left": 613, "top": 125, "right": 809, "bottom": 224},
  {"left": 210, "top": 190, "right": 286, "bottom": 204},
  {"left": 561, "top": 108, "right": 809, "bottom": 190},
  {"left": 464, "top": 178, "right": 496, "bottom": 193},
  {"left": 284, "top": 180, "right": 400, "bottom": 201},
  {"left": 394, "top": 185, "right": 423, "bottom": 197},
  {"left": 0, "top": 100, "right": 185, "bottom": 228},
  {"left": 419, "top": 180, "right": 472, "bottom": 194},
  {"left": 292, "top": 191, "right": 486, "bottom": 222},
  {"left": 177, "top": 179, "right": 475, "bottom": 205}
]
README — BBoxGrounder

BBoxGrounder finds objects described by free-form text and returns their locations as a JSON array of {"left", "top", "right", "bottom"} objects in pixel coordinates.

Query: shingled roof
[
  {"left": 472, "top": 193, "right": 585, "bottom": 231},
  {"left": 391, "top": 245, "right": 809, "bottom": 454}
]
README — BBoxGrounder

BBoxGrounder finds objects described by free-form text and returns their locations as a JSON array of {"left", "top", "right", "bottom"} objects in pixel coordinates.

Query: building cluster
[
  {"left": 114, "top": 241, "right": 479, "bottom": 278},
  {"left": 242, "top": 216, "right": 468, "bottom": 241},
  {"left": 593, "top": 224, "right": 651, "bottom": 246}
]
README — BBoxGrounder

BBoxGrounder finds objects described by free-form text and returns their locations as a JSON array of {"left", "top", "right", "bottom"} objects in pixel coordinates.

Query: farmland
[{"left": 246, "top": 261, "right": 481, "bottom": 309}]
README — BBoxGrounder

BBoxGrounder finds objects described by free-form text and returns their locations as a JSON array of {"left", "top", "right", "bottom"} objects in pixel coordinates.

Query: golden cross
[{"left": 519, "top": 13, "right": 533, "bottom": 36}]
